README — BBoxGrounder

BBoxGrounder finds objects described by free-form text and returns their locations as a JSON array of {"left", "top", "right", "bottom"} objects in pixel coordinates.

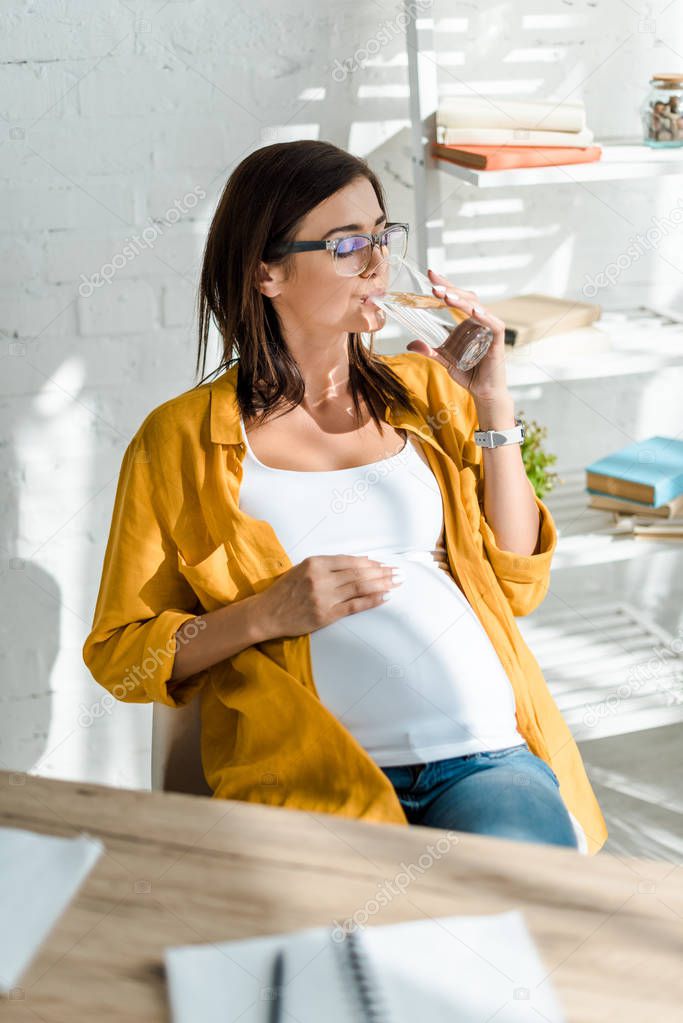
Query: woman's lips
[{"left": 360, "top": 292, "right": 385, "bottom": 308}]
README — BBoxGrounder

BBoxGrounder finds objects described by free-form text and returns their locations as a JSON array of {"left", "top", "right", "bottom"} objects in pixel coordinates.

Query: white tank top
[{"left": 238, "top": 415, "right": 524, "bottom": 767}]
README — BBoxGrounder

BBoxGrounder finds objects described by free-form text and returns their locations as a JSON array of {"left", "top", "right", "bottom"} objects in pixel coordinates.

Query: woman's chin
[{"left": 354, "top": 301, "right": 387, "bottom": 332}]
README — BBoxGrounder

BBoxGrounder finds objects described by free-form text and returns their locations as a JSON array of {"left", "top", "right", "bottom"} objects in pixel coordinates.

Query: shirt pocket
[
  {"left": 177, "top": 541, "right": 287, "bottom": 611},
  {"left": 177, "top": 542, "right": 242, "bottom": 612}
]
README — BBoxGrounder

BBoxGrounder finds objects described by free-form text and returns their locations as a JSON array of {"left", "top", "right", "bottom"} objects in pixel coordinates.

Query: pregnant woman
[{"left": 83, "top": 140, "right": 607, "bottom": 855}]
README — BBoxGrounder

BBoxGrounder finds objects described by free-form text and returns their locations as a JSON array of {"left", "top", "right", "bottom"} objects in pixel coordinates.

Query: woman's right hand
[{"left": 256, "top": 555, "right": 404, "bottom": 639}]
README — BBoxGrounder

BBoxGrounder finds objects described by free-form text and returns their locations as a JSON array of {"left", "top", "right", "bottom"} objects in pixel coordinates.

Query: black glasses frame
[{"left": 267, "top": 222, "right": 410, "bottom": 274}]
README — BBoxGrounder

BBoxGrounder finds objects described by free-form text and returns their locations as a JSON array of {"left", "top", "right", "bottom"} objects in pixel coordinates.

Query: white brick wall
[{"left": 2, "top": 0, "right": 682, "bottom": 790}]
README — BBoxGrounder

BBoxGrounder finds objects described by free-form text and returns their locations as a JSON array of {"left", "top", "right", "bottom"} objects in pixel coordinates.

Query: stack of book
[
  {"left": 433, "top": 96, "right": 602, "bottom": 172},
  {"left": 586, "top": 436, "right": 683, "bottom": 541}
]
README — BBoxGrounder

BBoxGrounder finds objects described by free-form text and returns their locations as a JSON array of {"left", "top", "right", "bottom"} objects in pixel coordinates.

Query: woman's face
[{"left": 259, "top": 176, "right": 391, "bottom": 339}]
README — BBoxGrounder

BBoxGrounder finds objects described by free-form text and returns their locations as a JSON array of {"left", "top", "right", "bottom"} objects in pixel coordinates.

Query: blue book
[{"left": 585, "top": 436, "right": 683, "bottom": 507}]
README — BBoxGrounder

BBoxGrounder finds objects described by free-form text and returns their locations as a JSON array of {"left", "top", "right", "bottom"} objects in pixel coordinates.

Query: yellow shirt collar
[{"left": 209, "top": 361, "right": 438, "bottom": 450}]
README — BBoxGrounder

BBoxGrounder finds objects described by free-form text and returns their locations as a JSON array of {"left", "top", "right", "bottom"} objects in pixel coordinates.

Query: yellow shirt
[{"left": 82, "top": 353, "right": 608, "bottom": 854}]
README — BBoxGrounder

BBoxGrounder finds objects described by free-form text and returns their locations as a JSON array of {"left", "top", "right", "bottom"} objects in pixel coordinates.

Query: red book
[{"left": 432, "top": 143, "right": 603, "bottom": 171}]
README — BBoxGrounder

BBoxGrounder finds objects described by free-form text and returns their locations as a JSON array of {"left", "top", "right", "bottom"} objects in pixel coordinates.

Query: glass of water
[{"left": 372, "top": 255, "right": 493, "bottom": 372}]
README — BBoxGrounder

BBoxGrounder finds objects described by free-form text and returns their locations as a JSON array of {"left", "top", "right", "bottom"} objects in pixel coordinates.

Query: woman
[{"left": 83, "top": 140, "right": 607, "bottom": 855}]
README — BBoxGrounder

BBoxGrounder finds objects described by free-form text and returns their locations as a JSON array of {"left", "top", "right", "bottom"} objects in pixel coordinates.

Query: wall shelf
[
  {"left": 404, "top": 10, "right": 683, "bottom": 264},
  {"left": 432, "top": 142, "right": 683, "bottom": 190},
  {"left": 539, "top": 468, "right": 683, "bottom": 570},
  {"left": 504, "top": 307, "right": 683, "bottom": 387}
]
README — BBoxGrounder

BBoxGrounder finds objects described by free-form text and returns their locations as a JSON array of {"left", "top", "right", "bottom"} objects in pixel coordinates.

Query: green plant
[{"left": 518, "top": 411, "right": 560, "bottom": 500}]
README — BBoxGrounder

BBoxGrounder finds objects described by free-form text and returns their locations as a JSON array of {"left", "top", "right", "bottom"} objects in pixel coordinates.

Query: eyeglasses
[{"left": 267, "top": 222, "right": 409, "bottom": 277}]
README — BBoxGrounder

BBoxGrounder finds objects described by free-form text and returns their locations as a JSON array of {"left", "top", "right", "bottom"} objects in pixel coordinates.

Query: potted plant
[{"left": 518, "top": 411, "right": 560, "bottom": 500}]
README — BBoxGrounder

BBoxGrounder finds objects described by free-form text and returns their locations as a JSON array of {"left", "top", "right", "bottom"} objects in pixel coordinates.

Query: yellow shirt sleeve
[
  {"left": 82, "top": 427, "right": 208, "bottom": 708},
  {"left": 477, "top": 489, "right": 557, "bottom": 617},
  {"left": 427, "top": 358, "right": 558, "bottom": 617}
]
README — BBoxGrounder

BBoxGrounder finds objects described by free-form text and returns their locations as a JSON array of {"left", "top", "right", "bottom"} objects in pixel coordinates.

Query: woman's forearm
[
  {"left": 474, "top": 392, "right": 541, "bottom": 557},
  {"left": 170, "top": 591, "right": 274, "bottom": 685}
]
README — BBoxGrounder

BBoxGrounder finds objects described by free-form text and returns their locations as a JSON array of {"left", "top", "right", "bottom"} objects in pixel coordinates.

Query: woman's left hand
[{"left": 406, "top": 269, "right": 508, "bottom": 401}]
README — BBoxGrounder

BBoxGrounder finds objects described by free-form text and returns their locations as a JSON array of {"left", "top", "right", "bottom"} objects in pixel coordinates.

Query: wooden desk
[{"left": 1, "top": 771, "right": 681, "bottom": 1022}]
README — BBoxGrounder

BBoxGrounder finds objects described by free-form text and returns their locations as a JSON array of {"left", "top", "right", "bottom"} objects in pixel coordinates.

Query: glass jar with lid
[{"left": 641, "top": 73, "right": 683, "bottom": 147}]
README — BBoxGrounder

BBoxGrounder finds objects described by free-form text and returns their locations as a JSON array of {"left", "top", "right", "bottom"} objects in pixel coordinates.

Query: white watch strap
[{"left": 474, "top": 417, "right": 525, "bottom": 448}]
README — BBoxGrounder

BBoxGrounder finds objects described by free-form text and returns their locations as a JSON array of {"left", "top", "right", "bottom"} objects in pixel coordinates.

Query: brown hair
[{"left": 195, "top": 139, "right": 420, "bottom": 431}]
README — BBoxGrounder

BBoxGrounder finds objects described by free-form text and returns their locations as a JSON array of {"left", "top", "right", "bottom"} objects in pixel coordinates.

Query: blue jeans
[{"left": 380, "top": 742, "right": 578, "bottom": 849}]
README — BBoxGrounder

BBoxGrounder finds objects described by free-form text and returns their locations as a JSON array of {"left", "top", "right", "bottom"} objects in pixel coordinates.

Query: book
[
  {"left": 633, "top": 516, "right": 683, "bottom": 538},
  {"left": 437, "top": 97, "right": 587, "bottom": 133},
  {"left": 588, "top": 491, "right": 683, "bottom": 519},
  {"left": 432, "top": 143, "right": 603, "bottom": 171},
  {"left": 164, "top": 910, "right": 567, "bottom": 1023},
  {"left": 585, "top": 436, "right": 683, "bottom": 507},
  {"left": 486, "top": 294, "right": 602, "bottom": 347},
  {"left": 436, "top": 126, "right": 595, "bottom": 148}
]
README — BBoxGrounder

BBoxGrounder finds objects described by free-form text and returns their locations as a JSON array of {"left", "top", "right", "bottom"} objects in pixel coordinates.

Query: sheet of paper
[
  {"left": 164, "top": 909, "right": 566, "bottom": 1023},
  {"left": 0, "top": 826, "right": 104, "bottom": 993}
]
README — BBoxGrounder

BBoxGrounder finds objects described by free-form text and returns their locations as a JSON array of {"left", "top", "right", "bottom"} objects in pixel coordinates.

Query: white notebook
[
  {"left": 437, "top": 97, "right": 587, "bottom": 133},
  {"left": 165, "top": 909, "right": 566, "bottom": 1023},
  {"left": 436, "top": 126, "right": 595, "bottom": 148},
  {"left": 0, "top": 826, "right": 104, "bottom": 993}
]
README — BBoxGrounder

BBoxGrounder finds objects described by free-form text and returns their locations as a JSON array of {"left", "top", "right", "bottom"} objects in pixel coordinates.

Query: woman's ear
[{"left": 255, "top": 260, "right": 285, "bottom": 299}]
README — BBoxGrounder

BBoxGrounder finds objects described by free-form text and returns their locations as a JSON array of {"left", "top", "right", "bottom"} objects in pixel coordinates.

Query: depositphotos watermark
[
  {"left": 582, "top": 624, "right": 683, "bottom": 729},
  {"left": 329, "top": 398, "right": 462, "bottom": 514},
  {"left": 77, "top": 616, "right": 208, "bottom": 727},
  {"left": 330, "top": 831, "right": 460, "bottom": 939},
  {"left": 581, "top": 197, "right": 683, "bottom": 297},
  {"left": 330, "top": 0, "right": 432, "bottom": 82},
  {"left": 78, "top": 185, "right": 206, "bottom": 297}
]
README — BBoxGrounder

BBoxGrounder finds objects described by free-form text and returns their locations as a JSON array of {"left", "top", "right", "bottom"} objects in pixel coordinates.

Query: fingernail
[
  {"left": 432, "top": 285, "right": 446, "bottom": 296},
  {"left": 392, "top": 569, "right": 406, "bottom": 582},
  {"left": 382, "top": 590, "right": 395, "bottom": 601},
  {"left": 446, "top": 290, "right": 464, "bottom": 303}
]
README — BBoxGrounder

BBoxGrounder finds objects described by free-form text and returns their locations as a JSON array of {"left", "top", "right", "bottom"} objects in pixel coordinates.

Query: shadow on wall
[{"left": 0, "top": 445, "right": 58, "bottom": 772}]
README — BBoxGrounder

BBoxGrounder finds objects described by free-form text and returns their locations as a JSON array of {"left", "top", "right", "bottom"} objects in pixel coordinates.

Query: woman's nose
[{"left": 361, "top": 241, "right": 388, "bottom": 277}]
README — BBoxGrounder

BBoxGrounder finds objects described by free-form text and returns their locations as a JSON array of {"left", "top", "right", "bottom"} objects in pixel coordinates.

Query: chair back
[{"left": 151, "top": 698, "right": 212, "bottom": 796}]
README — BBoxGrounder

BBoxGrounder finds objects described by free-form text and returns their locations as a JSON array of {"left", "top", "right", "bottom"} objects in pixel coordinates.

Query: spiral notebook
[{"left": 164, "top": 909, "right": 566, "bottom": 1023}]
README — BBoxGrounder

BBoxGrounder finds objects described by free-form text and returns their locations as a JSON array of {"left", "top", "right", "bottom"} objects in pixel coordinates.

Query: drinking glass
[{"left": 372, "top": 255, "right": 493, "bottom": 372}]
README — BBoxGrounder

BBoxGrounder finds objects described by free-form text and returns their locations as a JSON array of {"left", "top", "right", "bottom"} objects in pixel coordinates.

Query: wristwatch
[{"left": 474, "top": 417, "right": 526, "bottom": 448}]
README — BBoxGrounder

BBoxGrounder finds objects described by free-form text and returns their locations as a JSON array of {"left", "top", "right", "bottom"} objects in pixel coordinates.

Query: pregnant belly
[{"left": 308, "top": 553, "right": 520, "bottom": 760}]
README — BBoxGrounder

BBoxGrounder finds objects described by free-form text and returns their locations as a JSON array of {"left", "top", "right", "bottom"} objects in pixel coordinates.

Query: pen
[{"left": 268, "top": 949, "right": 285, "bottom": 1023}]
